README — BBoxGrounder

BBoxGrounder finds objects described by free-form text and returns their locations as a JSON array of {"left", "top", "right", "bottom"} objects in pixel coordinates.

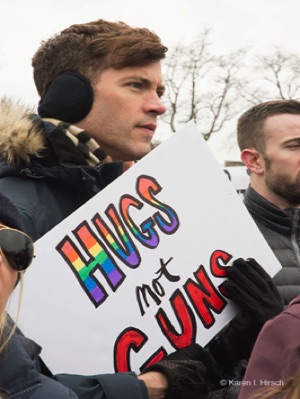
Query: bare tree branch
[{"left": 162, "top": 31, "right": 248, "bottom": 140}]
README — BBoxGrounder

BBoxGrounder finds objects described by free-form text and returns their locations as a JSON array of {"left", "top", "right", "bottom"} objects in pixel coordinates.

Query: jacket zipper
[{"left": 291, "top": 208, "right": 300, "bottom": 265}]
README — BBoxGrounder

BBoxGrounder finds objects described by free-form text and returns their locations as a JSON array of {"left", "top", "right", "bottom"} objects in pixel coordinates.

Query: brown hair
[
  {"left": 237, "top": 99, "right": 300, "bottom": 153},
  {"left": 32, "top": 19, "right": 168, "bottom": 97}
]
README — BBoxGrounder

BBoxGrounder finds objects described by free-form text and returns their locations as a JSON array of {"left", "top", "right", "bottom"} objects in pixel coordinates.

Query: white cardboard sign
[
  {"left": 224, "top": 166, "right": 250, "bottom": 199},
  {"left": 9, "top": 121, "right": 281, "bottom": 375}
]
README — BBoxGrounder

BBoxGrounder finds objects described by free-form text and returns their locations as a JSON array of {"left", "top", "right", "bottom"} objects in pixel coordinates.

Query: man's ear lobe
[{"left": 241, "top": 149, "right": 264, "bottom": 174}]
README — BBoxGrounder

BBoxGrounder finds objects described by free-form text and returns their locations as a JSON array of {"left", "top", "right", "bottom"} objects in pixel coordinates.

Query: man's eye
[{"left": 128, "top": 82, "right": 142, "bottom": 89}]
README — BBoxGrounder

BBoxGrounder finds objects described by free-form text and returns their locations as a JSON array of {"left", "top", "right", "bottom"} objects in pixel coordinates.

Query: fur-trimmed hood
[
  {"left": 0, "top": 98, "right": 46, "bottom": 167},
  {"left": 0, "top": 98, "right": 123, "bottom": 241},
  {"left": 0, "top": 97, "right": 123, "bottom": 192}
]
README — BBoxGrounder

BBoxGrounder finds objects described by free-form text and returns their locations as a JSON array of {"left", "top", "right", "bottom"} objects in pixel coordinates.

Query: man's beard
[{"left": 264, "top": 158, "right": 300, "bottom": 206}]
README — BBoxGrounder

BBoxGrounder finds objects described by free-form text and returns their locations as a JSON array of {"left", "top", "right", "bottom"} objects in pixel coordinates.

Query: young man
[
  {"left": 0, "top": 19, "right": 167, "bottom": 241},
  {"left": 237, "top": 99, "right": 300, "bottom": 306}
]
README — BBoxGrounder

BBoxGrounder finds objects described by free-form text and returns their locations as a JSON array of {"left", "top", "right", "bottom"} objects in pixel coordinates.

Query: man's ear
[
  {"left": 241, "top": 148, "right": 264, "bottom": 174},
  {"left": 38, "top": 72, "right": 94, "bottom": 123},
  {"left": 0, "top": 251, "right": 4, "bottom": 266}
]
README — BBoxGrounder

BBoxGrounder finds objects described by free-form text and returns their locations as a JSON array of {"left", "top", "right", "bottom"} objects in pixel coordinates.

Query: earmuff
[{"left": 38, "top": 72, "right": 94, "bottom": 123}]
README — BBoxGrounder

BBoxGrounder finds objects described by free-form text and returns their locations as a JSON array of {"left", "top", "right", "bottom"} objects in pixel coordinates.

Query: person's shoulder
[
  {"left": 262, "top": 297, "right": 300, "bottom": 334},
  {"left": 282, "top": 294, "right": 300, "bottom": 318}
]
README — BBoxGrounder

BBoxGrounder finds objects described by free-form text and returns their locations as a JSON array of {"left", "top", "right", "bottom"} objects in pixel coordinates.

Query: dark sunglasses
[{"left": 0, "top": 227, "right": 35, "bottom": 271}]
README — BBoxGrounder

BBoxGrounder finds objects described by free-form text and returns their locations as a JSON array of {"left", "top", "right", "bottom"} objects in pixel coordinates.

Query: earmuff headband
[{"left": 38, "top": 72, "right": 94, "bottom": 123}]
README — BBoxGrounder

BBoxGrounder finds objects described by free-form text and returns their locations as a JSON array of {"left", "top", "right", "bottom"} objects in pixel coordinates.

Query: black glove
[
  {"left": 141, "top": 343, "right": 222, "bottom": 399},
  {"left": 208, "top": 258, "right": 283, "bottom": 369}
]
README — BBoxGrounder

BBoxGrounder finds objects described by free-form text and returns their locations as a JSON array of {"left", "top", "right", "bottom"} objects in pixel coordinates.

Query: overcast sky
[{"left": 1, "top": 0, "right": 299, "bottom": 163}]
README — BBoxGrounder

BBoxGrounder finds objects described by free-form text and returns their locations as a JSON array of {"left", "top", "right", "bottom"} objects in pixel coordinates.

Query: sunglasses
[{"left": 0, "top": 227, "right": 35, "bottom": 271}]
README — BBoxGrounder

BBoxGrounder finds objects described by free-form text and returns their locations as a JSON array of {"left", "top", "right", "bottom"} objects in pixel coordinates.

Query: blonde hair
[
  {"left": 253, "top": 370, "right": 300, "bottom": 399},
  {"left": 0, "top": 272, "right": 24, "bottom": 353}
]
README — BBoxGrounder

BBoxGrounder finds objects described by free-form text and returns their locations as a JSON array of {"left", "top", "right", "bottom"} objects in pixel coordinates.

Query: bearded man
[{"left": 238, "top": 99, "right": 300, "bottom": 306}]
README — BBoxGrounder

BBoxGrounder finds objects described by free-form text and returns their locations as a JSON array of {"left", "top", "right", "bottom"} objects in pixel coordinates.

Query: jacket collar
[
  {"left": 0, "top": 334, "right": 42, "bottom": 395},
  {"left": 244, "top": 186, "right": 299, "bottom": 235},
  {"left": 288, "top": 294, "right": 300, "bottom": 307}
]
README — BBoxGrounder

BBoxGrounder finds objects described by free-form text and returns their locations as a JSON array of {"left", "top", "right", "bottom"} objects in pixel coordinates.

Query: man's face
[
  {"left": 78, "top": 62, "right": 166, "bottom": 161},
  {"left": 261, "top": 113, "right": 300, "bottom": 206}
]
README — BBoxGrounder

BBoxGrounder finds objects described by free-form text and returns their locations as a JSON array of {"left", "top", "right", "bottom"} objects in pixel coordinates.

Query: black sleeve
[{"left": 53, "top": 372, "right": 149, "bottom": 399}]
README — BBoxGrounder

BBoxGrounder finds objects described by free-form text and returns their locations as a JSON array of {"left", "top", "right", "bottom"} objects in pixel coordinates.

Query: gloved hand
[
  {"left": 141, "top": 343, "right": 222, "bottom": 399},
  {"left": 208, "top": 258, "right": 283, "bottom": 369}
]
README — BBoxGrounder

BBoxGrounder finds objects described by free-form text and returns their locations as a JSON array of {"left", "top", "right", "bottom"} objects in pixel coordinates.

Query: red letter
[
  {"left": 114, "top": 327, "right": 147, "bottom": 372},
  {"left": 114, "top": 327, "right": 166, "bottom": 372},
  {"left": 156, "top": 289, "right": 196, "bottom": 349},
  {"left": 184, "top": 265, "right": 227, "bottom": 328},
  {"left": 210, "top": 249, "right": 232, "bottom": 277}
]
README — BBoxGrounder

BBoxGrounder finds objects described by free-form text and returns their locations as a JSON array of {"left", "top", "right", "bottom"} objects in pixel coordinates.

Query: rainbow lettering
[{"left": 56, "top": 174, "right": 180, "bottom": 307}]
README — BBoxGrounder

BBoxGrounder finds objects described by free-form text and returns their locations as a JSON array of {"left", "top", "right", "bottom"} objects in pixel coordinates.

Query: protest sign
[
  {"left": 224, "top": 166, "right": 250, "bottom": 199},
  {"left": 9, "top": 121, "right": 281, "bottom": 375}
]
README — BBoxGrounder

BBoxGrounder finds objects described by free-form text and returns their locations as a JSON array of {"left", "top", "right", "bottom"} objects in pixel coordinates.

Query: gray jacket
[{"left": 244, "top": 186, "right": 300, "bottom": 306}]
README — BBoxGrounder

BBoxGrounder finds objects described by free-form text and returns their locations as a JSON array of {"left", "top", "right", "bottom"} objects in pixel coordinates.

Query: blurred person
[
  {"left": 238, "top": 99, "right": 300, "bottom": 306},
  {"left": 238, "top": 293, "right": 300, "bottom": 399},
  {"left": 0, "top": 18, "right": 167, "bottom": 241}
]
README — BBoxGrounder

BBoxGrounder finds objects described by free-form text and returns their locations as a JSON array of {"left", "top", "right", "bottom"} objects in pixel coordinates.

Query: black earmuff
[{"left": 38, "top": 72, "right": 94, "bottom": 123}]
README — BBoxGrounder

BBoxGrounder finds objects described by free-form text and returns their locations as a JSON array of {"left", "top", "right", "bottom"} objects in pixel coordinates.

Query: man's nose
[{"left": 145, "top": 94, "right": 167, "bottom": 115}]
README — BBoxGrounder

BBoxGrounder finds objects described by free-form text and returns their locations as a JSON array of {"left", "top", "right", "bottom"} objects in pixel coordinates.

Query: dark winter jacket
[
  {"left": 0, "top": 99, "right": 123, "bottom": 241},
  {"left": 244, "top": 186, "right": 300, "bottom": 306},
  {"left": 0, "top": 330, "right": 148, "bottom": 399}
]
